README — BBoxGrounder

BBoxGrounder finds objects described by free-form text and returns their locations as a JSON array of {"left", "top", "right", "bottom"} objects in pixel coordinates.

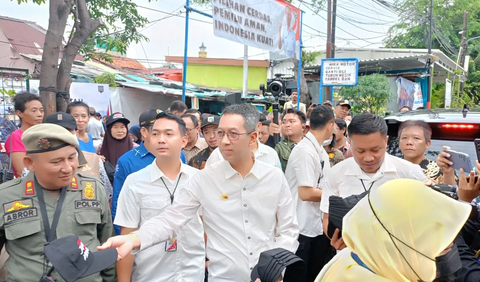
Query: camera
[{"left": 259, "top": 74, "right": 286, "bottom": 97}]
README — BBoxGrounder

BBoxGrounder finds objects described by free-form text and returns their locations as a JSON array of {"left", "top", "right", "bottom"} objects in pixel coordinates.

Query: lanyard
[
  {"left": 160, "top": 173, "right": 182, "bottom": 205},
  {"left": 35, "top": 178, "right": 67, "bottom": 243},
  {"left": 351, "top": 252, "right": 375, "bottom": 274},
  {"left": 360, "top": 179, "right": 375, "bottom": 192},
  {"left": 304, "top": 136, "right": 325, "bottom": 185}
]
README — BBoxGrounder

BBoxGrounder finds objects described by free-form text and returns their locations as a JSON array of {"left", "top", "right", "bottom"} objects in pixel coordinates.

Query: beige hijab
[{"left": 316, "top": 179, "right": 471, "bottom": 282}]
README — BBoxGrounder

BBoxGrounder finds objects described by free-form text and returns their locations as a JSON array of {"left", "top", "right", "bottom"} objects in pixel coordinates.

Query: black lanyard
[
  {"left": 160, "top": 173, "right": 182, "bottom": 204},
  {"left": 35, "top": 178, "right": 67, "bottom": 243},
  {"left": 360, "top": 179, "right": 375, "bottom": 192}
]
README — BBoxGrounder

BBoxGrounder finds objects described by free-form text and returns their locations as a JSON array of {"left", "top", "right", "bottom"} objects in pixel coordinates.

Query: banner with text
[
  {"left": 321, "top": 58, "right": 358, "bottom": 86},
  {"left": 396, "top": 77, "right": 424, "bottom": 110},
  {"left": 212, "top": 0, "right": 301, "bottom": 59}
]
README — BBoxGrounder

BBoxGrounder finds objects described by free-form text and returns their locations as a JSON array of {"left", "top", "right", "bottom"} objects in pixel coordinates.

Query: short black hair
[
  {"left": 416, "top": 107, "right": 425, "bottom": 110},
  {"left": 348, "top": 113, "right": 387, "bottom": 137},
  {"left": 398, "top": 120, "right": 432, "bottom": 143},
  {"left": 283, "top": 108, "right": 307, "bottom": 124},
  {"left": 155, "top": 112, "right": 187, "bottom": 135},
  {"left": 185, "top": 108, "right": 201, "bottom": 116},
  {"left": 95, "top": 112, "right": 101, "bottom": 117},
  {"left": 335, "top": 118, "right": 347, "bottom": 136},
  {"left": 181, "top": 114, "right": 199, "bottom": 128},
  {"left": 309, "top": 105, "right": 335, "bottom": 130},
  {"left": 13, "top": 92, "right": 41, "bottom": 113},
  {"left": 261, "top": 120, "right": 271, "bottom": 126},
  {"left": 170, "top": 100, "right": 188, "bottom": 113},
  {"left": 400, "top": 105, "right": 412, "bottom": 111},
  {"left": 67, "top": 101, "right": 89, "bottom": 114}
]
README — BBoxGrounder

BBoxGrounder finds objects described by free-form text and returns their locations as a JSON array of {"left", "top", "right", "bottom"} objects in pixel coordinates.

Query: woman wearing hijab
[
  {"left": 316, "top": 179, "right": 471, "bottom": 282},
  {"left": 97, "top": 112, "right": 136, "bottom": 167},
  {"left": 129, "top": 124, "right": 141, "bottom": 144}
]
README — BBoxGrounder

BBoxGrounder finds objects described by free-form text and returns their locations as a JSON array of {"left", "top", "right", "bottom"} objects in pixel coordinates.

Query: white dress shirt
[
  {"left": 115, "top": 162, "right": 205, "bottom": 282},
  {"left": 285, "top": 132, "right": 330, "bottom": 237},
  {"left": 133, "top": 160, "right": 299, "bottom": 282},
  {"left": 205, "top": 141, "right": 281, "bottom": 169},
  {"left": 320, "top": 153, "right": 427, "bottom": 213}
]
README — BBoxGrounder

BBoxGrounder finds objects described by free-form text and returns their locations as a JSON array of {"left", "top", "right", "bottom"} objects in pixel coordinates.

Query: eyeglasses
[{"left": 215, "top": 130, "right": 251, "bottom": 141}]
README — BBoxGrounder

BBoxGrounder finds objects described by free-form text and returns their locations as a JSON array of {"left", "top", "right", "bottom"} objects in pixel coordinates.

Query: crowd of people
[{"left": 0, "top": 92, "right": 480, "bottom": 282}]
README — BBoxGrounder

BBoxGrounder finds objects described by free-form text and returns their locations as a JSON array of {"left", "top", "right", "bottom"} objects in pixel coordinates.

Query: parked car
[{"left": 385, "top": 107, "right": 480, "bottom": 163}]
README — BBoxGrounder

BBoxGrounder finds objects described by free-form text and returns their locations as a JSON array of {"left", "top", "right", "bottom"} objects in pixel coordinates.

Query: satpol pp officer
[{"left": 0, "top": 123, "right": 115, "bottom": 282}]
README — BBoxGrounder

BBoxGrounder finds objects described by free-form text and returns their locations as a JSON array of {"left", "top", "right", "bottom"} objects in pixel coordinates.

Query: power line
[{"left": 136, "top": 5, "right": 213, "bottom": 25}]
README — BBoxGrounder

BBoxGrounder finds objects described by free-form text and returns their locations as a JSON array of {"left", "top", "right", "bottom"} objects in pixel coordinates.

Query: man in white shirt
[
  {"left": 87, "top": 107, "right": 105, "bottom": 140},
  {"left": 284, "top": 92, "right": 306, "bottom": 114},
  {"left": 114, "top": 112, "right": 205, "bottom": 282},
  {"left": 320, "top": 113, "right": 426, "bottom": 250},
  {"left": 284, "top": 105, "right": 334, "bottom": 282},
  {"left": 205, "top": 117, "right": 282, "bottom": 169},
  {"left": 99, "top": 104, "right": 299, "bottom": 282},
  {"left": 205, "top": 140, "right": 281, "bottom": 169}
]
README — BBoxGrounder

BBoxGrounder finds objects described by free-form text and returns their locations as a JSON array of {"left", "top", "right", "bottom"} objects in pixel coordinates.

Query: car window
[{"left": 387, "top": 137, "right": 477, "bottom": 163}]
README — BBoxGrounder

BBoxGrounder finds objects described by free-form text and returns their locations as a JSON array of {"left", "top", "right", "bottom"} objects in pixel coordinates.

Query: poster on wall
[
  {"left": 396, "top": 77, "right": 424, "bottom": 110},
  {"left": 70, "top": 83, "right": 110, "bottom": 117},
  {"left": 212, "top": 0, "right": 301, "bottom": 59}
]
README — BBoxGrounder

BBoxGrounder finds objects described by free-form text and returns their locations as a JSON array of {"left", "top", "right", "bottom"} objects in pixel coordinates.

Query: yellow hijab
[{"left": 316, "top": 179, "right": 471, "bottom": 282}]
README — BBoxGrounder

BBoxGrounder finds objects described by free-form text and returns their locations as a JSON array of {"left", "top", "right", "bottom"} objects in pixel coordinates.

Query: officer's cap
[{"left": 22, "top": 124, "right": 87, "bottom": 165}]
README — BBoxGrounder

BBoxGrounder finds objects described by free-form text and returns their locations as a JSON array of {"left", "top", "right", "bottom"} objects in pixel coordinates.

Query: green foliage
[
  {"left": 302, "top": 50, "right": 321, "bottom": 67},
  {"left": 0, "top": 89, "right": 16, "bottom": 97},
  {"left": 340, "top": 74, "right": 394, "bottom": 115},
  {"left": 92, "top": 73, "right": 117, "bottom": 88},
  {"left": 388, "top": 0, "right": 480, "bottom": 108},
  {"left": 16, "top": 0, "right": 149, "bottom": 59}
]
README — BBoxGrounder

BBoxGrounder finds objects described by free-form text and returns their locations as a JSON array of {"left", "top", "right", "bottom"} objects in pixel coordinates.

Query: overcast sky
[{"left": 3, "top": 0, "right": 397, "bottom": 66}]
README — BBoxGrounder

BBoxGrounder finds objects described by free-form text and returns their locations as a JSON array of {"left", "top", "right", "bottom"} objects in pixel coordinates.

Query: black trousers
[{"left": 284, "top": 234, "right": 331, "bottom": 282}]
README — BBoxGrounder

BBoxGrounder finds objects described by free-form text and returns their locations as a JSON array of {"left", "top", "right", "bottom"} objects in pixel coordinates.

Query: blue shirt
[
  {"left": 112, "top": 142, "right": 187, "bottom": 234},
  {"left": 78, "top": 133, "right": 96, "bottom": 153}
]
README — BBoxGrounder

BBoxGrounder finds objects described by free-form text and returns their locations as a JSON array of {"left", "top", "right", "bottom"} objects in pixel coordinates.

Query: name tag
[
  {"left": 4, "top": 208, "right": 38, "bottom": 224},
  {"left": 75, "top": 200, "right": 101, "bottom": 209}
]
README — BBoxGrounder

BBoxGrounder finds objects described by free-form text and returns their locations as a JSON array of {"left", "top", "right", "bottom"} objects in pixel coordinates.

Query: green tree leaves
[{"left": 340, "top": 73, "right": 394, "bottom": 114}]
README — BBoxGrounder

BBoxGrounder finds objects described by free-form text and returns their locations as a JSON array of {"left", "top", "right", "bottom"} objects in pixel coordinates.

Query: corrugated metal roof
[
  {"left": 0, "top": 17, "right": 46, "bottom": 56},
  {"left": 118, "top": 82, "right": 196, "bottom": 97}
]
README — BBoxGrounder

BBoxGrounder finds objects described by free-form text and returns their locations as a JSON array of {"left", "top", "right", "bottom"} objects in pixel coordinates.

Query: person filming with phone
[{"left": 437, "top": 147, "right": 475, "bottom": 186}]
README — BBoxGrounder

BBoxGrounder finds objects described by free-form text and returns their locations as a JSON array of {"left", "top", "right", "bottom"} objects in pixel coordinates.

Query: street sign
[{"left": 321, "top": 58, "right": 359, "bottom": 86}]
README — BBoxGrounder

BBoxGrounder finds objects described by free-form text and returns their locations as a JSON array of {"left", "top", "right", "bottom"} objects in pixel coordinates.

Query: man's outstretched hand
[{"left": 98, "top": 234, "right": 141, "bottom": 261}]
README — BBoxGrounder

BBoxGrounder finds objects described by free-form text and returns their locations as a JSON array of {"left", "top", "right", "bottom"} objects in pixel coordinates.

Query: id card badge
[{"left": 165, "top": 237, "right": 178, "bottom": 252}]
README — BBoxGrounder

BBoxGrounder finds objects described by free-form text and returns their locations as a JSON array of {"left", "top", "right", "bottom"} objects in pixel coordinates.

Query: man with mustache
[
  {"left": 320, "top": 113, "right": 426, "bottom": 251},
  {"left": 0, "top": 124, "right": 115, "bottom": 281}
]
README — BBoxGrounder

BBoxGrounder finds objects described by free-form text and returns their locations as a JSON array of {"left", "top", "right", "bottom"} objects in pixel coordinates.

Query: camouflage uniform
[{"left": 275, "top": 139, "right": 298, "bottom": 172}]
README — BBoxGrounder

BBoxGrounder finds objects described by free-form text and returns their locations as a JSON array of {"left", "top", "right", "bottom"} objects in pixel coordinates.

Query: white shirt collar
[
  {"left": 345, "top": 153, "right": 398, "bottom": 178},
  {"left": 150, "top": 161, "right": 193, "bottom": 183},
  {"left": 222, "top": 157, "right": 262, "bottom": 180}
]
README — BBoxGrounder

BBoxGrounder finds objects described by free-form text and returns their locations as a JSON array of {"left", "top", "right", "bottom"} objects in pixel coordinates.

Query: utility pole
[
  {"left": 426, "top": 0, "right": 433, "bottom": 109},
  {"left": 331, "top": 0, "right": 337, "bottom": 58},
  {"left": 325, "top": 0, "right": 332, "bottom": 101},
  {"left": 459, "top": 11, "right": 468, "bottom": 95}
]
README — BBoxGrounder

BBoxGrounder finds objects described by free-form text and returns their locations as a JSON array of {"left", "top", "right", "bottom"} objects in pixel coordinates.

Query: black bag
[
  {"left": 103, "top": 161, "right": 115, "bottom": 184},
  {"left": 328, "top": 190, "right": 369, "bottom": 238}
]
